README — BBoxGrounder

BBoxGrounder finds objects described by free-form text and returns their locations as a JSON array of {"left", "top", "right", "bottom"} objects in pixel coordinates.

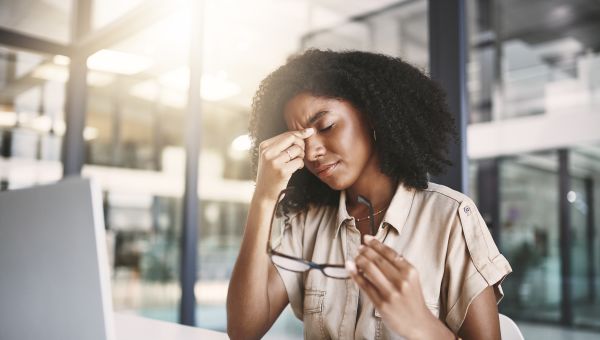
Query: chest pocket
[
  {"left": 373, "top": 303, "right": 440, "bottom": 340},
  {"left": 304, "top": 289, "right": 325, "bottom": 314},
  {"left": 303, "top": 289, "right": 328, "bottom": 339},
  {"left": 373, "top": 303, "right": 440, "bottom": 318}
]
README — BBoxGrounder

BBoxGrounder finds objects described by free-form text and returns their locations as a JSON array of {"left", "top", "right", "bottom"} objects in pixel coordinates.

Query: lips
[{"left": 315, "top": 161, "right": 339, "bottom": 177}]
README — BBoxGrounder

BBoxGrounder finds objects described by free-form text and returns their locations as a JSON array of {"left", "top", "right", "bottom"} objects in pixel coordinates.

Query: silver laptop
[{"left": 0, "top": 177, "right": 116, "bottom": 340}]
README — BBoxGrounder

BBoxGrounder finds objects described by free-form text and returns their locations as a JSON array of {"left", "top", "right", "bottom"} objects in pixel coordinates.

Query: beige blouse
[{"left": 273, "top": 182, "right": 512, "bottom": 339}]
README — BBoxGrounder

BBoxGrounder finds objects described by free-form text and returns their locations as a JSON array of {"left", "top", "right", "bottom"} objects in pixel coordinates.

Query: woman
[{"left": 227, "top": 50, "right": 512, "bottom": 339}]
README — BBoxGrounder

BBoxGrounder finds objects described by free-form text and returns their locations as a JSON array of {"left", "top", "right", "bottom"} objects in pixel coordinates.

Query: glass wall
[
  {"left": 497, "top": 152, "right": 562, "bottom": 322},
  {"left": 467, "top": 0, "right": 600, "bottom": 329},
  {"left": 302, "top": 0, "right": 428, "bottom": 70},
  {"left": 0, "top": 45, "right": 65, "bottom": 189},
  {"left": 469, "top": 0, "right": 600, "bottom": 122},
  {"left": 82, "top": 8, "right": 188, "bottom": 320},
  {"left": 471, "top": 145, "right": 600, "bottom": 328},
  {"left": 467, "top": 0, "right": 600, "bottom": 123},
  {"left": 570, "top": 145, "right": 600, "bottom": 327}
]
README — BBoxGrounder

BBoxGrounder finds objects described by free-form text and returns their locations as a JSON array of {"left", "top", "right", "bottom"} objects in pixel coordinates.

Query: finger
[
  {"left": 263, "top": 135, "right": 304, "bottom": 160},
  {"left": 283, "top": 144, "right": 305, "bottom": 162},
  {"left": 259, "top": 130, "right": 305, "bottom": 149},
  {"left": 354, "top": 252, "right": 396, "bottom": 300},
  {"left": 347, "top": 261, "right": 383, "bottom": 306},
  {"left": 358, "top": 245, "right": 403, "bottom": 288},
  {"left": 364, "top": 234, "right": 410, "bottom": 272},
  {"left": 274, "top": 146, "right": 305, "bottom": 168},
  {"left": 281, "top": 157, "right": 305, "bottom": 173},
  {"left": 261, "top": 129, "right": 314, "bottom": 154}
]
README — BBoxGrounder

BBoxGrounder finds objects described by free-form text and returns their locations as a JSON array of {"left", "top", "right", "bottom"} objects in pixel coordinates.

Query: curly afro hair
[{"left": 249, "top": 49, "right": 456, "bottom": 209}]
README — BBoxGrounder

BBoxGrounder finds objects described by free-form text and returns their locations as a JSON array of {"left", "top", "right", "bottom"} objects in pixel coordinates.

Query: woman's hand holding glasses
[{"left": 347, "top": 235, "right": 454, "bottom": 340}]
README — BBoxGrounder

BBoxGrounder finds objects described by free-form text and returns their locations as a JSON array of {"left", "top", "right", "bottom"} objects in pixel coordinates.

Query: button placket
[
  {"left": 375, "top": 222, "right": 392, "bottom": 244},
  {"left": 339, "top": 223, "right": 361, "bottom": 340},
  {"left": 349, "top": 228, "right": 359, "bottom": 257},
  {"left": 376, "top": 222, "right": 385, "bottom": 241}
]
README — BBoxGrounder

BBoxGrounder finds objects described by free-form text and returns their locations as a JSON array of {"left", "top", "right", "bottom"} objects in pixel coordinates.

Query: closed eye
[{"left": 319, "top": 124, "right": 334, "bottom": 133}]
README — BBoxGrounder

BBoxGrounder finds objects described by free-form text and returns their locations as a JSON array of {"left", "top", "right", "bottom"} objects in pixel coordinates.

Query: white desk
[{"left": 114, "top": 313, "right": 228, "bottom": 340}]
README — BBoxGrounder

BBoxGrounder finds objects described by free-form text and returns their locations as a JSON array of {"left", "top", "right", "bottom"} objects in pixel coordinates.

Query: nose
[{"left": 304, "top": 134, "right": 325, "bottom": 162}]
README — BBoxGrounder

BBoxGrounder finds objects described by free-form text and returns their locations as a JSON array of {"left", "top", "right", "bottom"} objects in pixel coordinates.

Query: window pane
[
  {"left": 468, "top": 0, "right": 600, "bottom": 123},
  {"left": 467, "top": 1, "right": 600, "bottom": 330},
  {"left": 498, "top": 152, "right": 561, "bottom": 322},
  {"left": 0, "top": 0, "right": 73, "bottom": 44},
  {"left": 303, "top": 0, "right": 428, "bottom": 71},
  {"left": 570, "top": 144, "right": 600, "bottom": 327},
  {"left": 0, "top": 45, "right": 65, "bottom": 190},
  {"left": 83, "top": 11, "right": 189, "bottom": 323},
  {"left": 92, "top": 0, "right": 144, "bottom": 31}
]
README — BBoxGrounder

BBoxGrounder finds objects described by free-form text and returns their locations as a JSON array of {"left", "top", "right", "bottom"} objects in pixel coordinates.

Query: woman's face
[{"left": 283, "top": 92, "right": 377, "bottom": 190}]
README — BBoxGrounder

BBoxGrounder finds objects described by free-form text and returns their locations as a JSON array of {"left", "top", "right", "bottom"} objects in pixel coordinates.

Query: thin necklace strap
[{"left": 355, "top": 207, "right": 386, "bottom": 222}]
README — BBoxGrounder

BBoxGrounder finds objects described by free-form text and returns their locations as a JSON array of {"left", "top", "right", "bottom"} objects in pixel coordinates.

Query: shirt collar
[
  {"left": 335, "top": 182, "right": 416, "bottom": 236},
  {"left": 335, "top": 190, "right": 352, "bottom": 235}
]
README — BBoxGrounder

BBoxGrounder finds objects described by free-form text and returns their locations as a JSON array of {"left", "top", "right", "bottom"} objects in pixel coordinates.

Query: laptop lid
[{"left": 0, "top": 177, "right": 115, "bottom": 340}]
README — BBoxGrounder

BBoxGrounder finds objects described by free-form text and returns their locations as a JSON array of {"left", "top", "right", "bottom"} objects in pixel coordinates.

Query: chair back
[{"left": 499, "top": 313, "right": 524, "bottom": 340}]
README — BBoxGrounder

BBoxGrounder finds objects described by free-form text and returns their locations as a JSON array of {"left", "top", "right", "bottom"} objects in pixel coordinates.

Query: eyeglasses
[{"left": 266, "top": 187, "right": 379, "bottom": 280}]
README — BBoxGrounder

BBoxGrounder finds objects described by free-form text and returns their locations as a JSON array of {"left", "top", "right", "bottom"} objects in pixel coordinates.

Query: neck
[{"left": 345, "top": 162, "right": 397, "bottom": 214}]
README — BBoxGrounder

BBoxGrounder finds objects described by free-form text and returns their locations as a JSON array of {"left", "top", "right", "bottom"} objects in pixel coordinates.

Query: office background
[{"left": 0, "top": 0, "right": 599, "bottom": 338}]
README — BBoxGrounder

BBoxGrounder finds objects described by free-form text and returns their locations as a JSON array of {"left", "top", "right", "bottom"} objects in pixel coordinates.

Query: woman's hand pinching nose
[{"left": 302, "top": 128, "right": 314, "bottom": 138}]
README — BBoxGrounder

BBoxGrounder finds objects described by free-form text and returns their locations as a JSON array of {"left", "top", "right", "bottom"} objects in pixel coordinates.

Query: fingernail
[
  {"left": 345, "top": 260, "right": 357, "bottom": 273},
  {"left": 304, "top": 128, "right": 314, "bottom": 135},
  {"left": 364, "top": 234, "right": 375, "bottom": 243}
]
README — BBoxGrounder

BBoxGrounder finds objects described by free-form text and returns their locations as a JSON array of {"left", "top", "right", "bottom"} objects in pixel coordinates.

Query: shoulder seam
[{"left": 422, "top": 187, "right": 468, "bottom": 205}]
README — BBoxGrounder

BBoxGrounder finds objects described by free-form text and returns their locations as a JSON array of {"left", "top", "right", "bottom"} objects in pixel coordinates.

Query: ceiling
[
  {"left": 499, "top": 0, "right": 600, "bottom": 50},
  {"left": 1, "top": 0, "right": 599, "bottom": 125}
]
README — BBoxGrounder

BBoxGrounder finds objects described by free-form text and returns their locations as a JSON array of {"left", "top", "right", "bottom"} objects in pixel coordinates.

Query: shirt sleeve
[
  {"left": 271, "top": 211, "right": 306, "bottom": 320},
  {"left": 442, "top": 199, "right": 513, "bottom": 333}
]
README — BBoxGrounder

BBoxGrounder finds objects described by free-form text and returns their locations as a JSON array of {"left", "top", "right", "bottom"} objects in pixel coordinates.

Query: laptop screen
[{"left": 0, "top": 178, "right": 115, "bottom": 340}]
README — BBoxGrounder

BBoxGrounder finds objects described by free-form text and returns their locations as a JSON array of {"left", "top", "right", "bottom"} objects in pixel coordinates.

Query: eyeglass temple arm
[
  {"left": 267, "top": 188, "right": 296, "bottom": 253},
  {"left": 357, "top": 195, "right": 376, "bottom": 235}
]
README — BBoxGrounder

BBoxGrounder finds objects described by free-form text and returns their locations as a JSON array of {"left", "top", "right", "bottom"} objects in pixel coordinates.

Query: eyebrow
[{"left": 306, "top": 110, "right": 329, "bottom": 126}]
